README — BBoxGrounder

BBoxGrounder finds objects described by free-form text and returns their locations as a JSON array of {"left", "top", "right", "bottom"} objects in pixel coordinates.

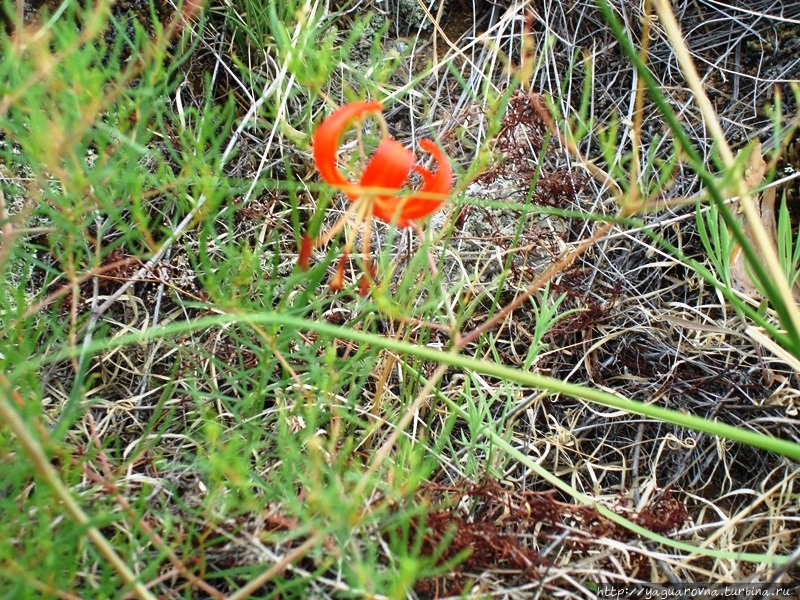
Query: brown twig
[
  {"left": 455, "top": 219, "right": 617, "bottom": 349},
  {"left": 455, "top": 92, "right": 625, "bottom": 350}
]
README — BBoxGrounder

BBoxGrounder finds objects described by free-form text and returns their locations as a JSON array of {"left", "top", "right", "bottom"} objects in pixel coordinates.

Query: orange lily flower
[
  {"left": 312, "top": 101, "right": 452, "bottom": 226},
  {"left": 300, "top": 101, "right": 453, "bottom": 293}
]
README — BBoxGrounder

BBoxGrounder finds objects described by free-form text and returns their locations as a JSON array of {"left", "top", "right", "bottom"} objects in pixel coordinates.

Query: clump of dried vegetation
[{"left": 2, "top": 0, "right": 800, "bottom": 597}]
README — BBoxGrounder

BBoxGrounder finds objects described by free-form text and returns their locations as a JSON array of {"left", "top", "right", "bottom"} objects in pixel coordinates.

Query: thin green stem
[{"left": 34, "top": 312, "right": 800, "bottom": 462}]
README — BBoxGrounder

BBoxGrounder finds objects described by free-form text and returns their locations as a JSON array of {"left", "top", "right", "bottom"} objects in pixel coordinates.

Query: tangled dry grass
[
  {"left": 195, "top": 0, "right": 800, "bottom": 592},
  {"left": 4, "top": 0, "right": 800, "bottom": 597}
]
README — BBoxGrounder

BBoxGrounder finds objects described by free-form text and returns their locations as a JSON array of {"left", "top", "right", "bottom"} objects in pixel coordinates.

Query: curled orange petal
[
  {"left": 359, "top": 138, "right": 415, "bottom": 200},
  {"left": 312, "top": 101, "right": 383, "bottom": 192},
  {"left": 373, "top": 138, "right": 453, "bottom": 227},
  {"left": 415, "top": 139, "right": 453, "bottom": 197}
]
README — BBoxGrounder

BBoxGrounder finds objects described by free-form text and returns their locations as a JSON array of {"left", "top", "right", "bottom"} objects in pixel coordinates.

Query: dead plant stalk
[{"left": 653, "top": 0, "right": 800, "bottom": 339}]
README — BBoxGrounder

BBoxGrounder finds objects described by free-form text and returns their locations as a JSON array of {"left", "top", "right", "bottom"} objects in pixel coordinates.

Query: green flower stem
[{"left": 36, "top": 311, "right": 800, "bottom": 462}]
